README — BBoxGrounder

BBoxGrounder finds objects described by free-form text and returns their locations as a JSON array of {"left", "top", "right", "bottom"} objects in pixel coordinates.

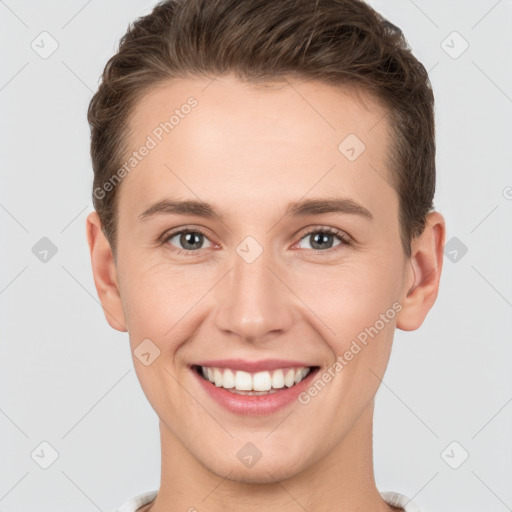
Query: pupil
[{"left": 312, "top": 233, "right": 333, "bottom": 250}]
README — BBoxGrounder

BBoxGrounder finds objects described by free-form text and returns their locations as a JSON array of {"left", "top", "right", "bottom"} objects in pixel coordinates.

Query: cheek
[
  {"left": 118, "top": 257, "right": 209, "bottom": 337},
  {"left": 293, "top": 254, "right": 403, "bottom": 348},
  {"left": 118, "top": 241, "right": 404, "bottom": 352}
]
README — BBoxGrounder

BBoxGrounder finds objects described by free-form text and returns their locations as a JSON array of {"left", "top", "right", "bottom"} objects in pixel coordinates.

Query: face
[{"left": 97, "top": 75, "right": 416, "bottom": 482}]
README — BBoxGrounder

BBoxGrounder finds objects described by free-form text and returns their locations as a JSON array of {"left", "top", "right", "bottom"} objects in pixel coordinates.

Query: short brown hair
[{"left": 88, "top": 0, "right": 436, "bottom": 259}]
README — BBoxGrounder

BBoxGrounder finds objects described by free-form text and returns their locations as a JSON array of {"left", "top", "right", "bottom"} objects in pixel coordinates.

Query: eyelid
[
  {"left": 297, "top": 225, "right": 352, "bottom": 243},
  {"left": 293, "top": 225, "right": 352, "bottom": 251},
  {"left": 160, "top": 225, "right": 216, "bottom": 255},
  {"left": 161, "top": 225, "right": 352, "bottom": 255}
]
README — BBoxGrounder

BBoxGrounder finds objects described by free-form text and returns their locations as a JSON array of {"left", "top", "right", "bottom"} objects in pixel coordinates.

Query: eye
[
  {"left": 296, "top": 227, "right": 351, "bottom": 251},
  {"left": 160, "top": 226, "right": 351, "bottom": 256},
  {"left": 163, "top": 228, "right": 214, "bottom": 254}
]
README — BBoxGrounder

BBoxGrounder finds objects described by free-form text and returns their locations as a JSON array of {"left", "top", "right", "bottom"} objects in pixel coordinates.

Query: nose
[{"left": 213, "top": 245, "right": 295, "bottom": 343}]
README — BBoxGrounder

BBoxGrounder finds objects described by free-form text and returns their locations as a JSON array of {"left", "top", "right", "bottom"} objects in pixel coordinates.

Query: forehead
[{"left": 120, "top": 75, "right": 397, "bottom": 227}]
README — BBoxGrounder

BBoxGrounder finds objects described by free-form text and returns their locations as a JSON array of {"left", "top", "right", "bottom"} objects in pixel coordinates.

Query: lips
[{"left": 189, "top": 360, "right": 321, "bottom": 415}]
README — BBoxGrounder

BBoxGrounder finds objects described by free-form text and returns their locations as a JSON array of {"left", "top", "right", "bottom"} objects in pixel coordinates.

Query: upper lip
[{"left": 192, "top": 359, "right": 317, "bottom": 373}]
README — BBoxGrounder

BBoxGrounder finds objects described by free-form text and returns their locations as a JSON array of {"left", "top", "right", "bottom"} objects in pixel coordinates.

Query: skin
[{"left": 86, "top": 74, "right": 445, "bottom": 512}]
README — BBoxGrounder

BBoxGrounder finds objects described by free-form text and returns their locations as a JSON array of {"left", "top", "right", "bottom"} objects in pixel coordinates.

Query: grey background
[{"left": 1, "top": 0, "right": 511, "bottom": 511}]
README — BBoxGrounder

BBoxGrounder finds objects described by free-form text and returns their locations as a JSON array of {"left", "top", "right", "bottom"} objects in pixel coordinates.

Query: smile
[{"left": 194, "top": 365, "right": 313, "bottom": 395}]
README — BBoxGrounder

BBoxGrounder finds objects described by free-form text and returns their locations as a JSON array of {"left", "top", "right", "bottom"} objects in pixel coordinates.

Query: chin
[
  {"left": 201, "top": 452, "right": 307, "bottom": 484},
  {"left": 227, "top": 466, "right": 301, "bottom": 485}
]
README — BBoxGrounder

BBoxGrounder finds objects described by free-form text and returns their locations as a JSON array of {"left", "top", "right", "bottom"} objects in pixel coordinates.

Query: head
[{"left": 87, "top": 0, "right": 444, "bottom": 484}]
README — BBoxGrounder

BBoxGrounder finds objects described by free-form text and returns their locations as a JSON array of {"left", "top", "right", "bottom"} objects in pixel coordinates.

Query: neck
[{"left": 147, "top": 400, "right": 396, "bottom": 512}]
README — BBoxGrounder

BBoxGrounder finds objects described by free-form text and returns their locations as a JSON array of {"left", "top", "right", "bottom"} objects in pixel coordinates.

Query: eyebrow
[
  {"left": 286, "top": 197, "right": 373, "bottom": 220},
  {"left": 138, "top": 197, "right": 373, "bottom": 222}
]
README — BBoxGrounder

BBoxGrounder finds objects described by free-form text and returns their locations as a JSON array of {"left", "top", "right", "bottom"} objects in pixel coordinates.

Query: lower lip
[{"left": 191, "top": 366, "right": 320, "bottom": 416}]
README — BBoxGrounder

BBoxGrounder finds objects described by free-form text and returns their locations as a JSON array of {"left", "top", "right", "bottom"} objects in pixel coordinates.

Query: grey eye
[
  {"left": 298, "top": 231, "right": 343, "bottom": 250},
  {"left": 166, "top": 231, "right": 213, "bottom": 251}
]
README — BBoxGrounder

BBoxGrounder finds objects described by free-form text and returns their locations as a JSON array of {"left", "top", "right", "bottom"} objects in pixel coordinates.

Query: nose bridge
[{"left": 214, "top": 241, "right": 294, "bottom": 341}]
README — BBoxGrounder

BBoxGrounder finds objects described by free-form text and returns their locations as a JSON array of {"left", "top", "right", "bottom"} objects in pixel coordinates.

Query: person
[{"left": 85, "top": 0, "right": 445, "bottom": 510}]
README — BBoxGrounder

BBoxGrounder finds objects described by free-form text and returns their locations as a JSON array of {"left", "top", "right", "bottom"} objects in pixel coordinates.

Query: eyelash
[{"left": 160, "top": 226, "right": 352, "bottom": 257}]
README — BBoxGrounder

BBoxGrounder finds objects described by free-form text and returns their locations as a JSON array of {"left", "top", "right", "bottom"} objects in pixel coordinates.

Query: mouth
[{"left": 191, "top": 364, "right": 320, "bottom": 396}]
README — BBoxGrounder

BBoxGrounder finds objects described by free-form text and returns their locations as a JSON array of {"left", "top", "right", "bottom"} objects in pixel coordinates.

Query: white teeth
[
  {"left": 198, "top": 365, "right": 312, "bottom": 392},
  {"left": 284, "top": 369, "right": 295, "bottom": 387},
  {"left": 213, "top": 368, "right": 223, "bottom": 387},
  {"left": 253, "top": 371, "right": 272, "bottom": 391},
  {"left": 235, "top": 370, "right": 253, "bottom": 391},
  {"left": 222, "top": 368, "right": 235, "bottom": 389},
  {"left": 271, "top": 369, "right": 285, "bottom": 389}
]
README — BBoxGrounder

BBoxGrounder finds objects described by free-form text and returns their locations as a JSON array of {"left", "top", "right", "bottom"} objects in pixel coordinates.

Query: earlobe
[
  {"left": 396, "top": 211, "right": 446, "bottom": 332},
  {"left": 86, "top": 211, "right": 128, "bottom": 332}
]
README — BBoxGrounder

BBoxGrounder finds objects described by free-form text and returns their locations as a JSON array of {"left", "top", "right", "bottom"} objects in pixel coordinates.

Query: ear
[
  {"left": 396, "top": 211, "right": 446, "bottom": 331},
  {"left": 86, "top": 211, "right": 127, "bottom": 332}
]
